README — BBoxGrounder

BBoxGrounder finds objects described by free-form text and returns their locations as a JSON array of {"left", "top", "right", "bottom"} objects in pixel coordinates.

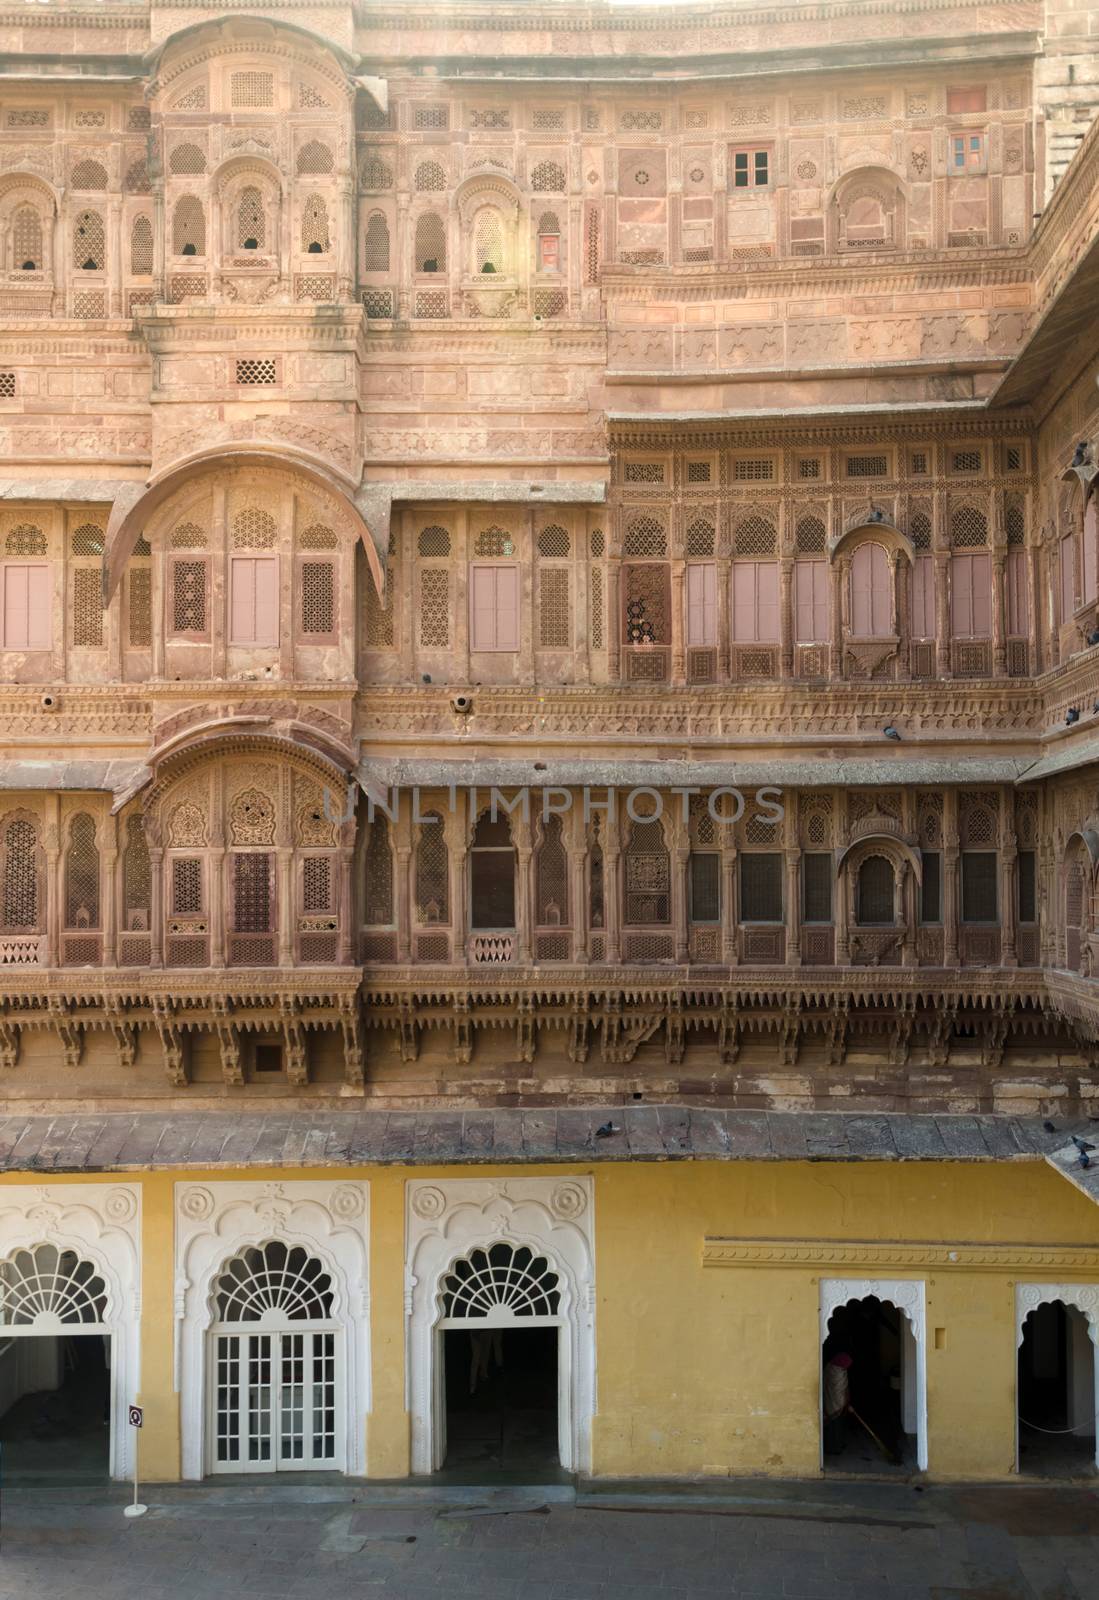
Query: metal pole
[{"left": 124, "top": 1411, "right": 147, "bottom": 1519}]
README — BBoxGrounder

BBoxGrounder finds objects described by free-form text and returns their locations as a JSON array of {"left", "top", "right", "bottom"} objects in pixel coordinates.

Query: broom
[{"left": 847, "top": 1404, "right": 899, "bottom": 1465}]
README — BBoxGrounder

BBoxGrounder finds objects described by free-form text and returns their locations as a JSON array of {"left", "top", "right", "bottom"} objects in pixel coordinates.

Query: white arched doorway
[
  {"left": 0, "top": 1183, "right": 141, "bottom": 1480},
  {"left": 1015, "top": 1283, "right": 1099, "bottom": 1474},
  {"left": 406, "top": 1178, "right": 595, "bottom": 1476},
  {"left": 820, "top": 1277, "right": 927, "bottom": 1473},
  {"left": 175, "top": 1180, "right": 369, "bottom": 1479}
]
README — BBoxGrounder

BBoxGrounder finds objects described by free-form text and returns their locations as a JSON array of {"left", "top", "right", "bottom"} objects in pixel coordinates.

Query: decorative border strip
[{"left": 703, "top": 1238, "right": 1099, "bottom": 1271}]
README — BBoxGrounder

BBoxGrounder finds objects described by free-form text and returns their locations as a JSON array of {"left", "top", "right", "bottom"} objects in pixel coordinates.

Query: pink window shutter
[
  {"left": 795, "top": 562, "right": 828, "bottom": 642},
  {"left": 1061, "top": 534, "right": 1076, "bottom": 623},
  {"left": 951, "top": 555, "right": 972, "bottom": 637},
  {"left": 254, "top": 557, "right": 279, "bottom": 645},
  {"left": 470, "top": 565, "right": 496, "bottom": 650},
  {"left": 850, "top": 544, "right": 872, "bottom": 635},
  {"left": 970, "top": 552, "right": 991, "bottom": 636},
  {"left": 911, "top": 556, "right": 934, "bottom": 639},
  {"left": 731, "top": 561, "right": 757, "bottom": 642},
  {"left": 1085, "top": 503, "right": 1099, "bottom": 604},
  {"left": 756, "top": 562, "right": 780, "bottom": 642},
  {"left": 495, "top": 565, "right": 520, "bottom": 651},
  {"left": 686, "top": 562, "right": 716, "bottom": 646},
  {"left": 26, "top": 565, "right": 50, "bottom": 650},
  {"left": 869, "top": 544, "right": 892, "bottom": 635},
  {"left": 231, "top": 557, "right": 279, "bottom": 645},
  {"left": 1006, "top": 549, "right": 1029, "bottom": 636}
]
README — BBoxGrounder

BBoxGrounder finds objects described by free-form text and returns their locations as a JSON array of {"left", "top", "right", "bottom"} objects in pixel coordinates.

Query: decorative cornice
[{"left": 703, "top": 1237, "right": 1099, "bottom": 1272}]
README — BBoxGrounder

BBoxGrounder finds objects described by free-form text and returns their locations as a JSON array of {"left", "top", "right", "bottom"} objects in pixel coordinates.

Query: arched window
[
  {"left": 0, "top": 1244, "right": 108, "bottom": 1327},
  {"left": 474, "top": 207, "right": 504, "bottom": 273},
  {"left": 64, "top": 812, "right": 100, "bottom": 929},
  {"left": 531, "top": 160, "right": 566, "bottom": 194},
  {"left": 362, "top": 814, "right": 393, "bottom": 926},
  {"left": 414, "top": 212, "right": 446, "bottom": 272},
  {"left": 122, "top": 815, "right": 150, "bottom": 932},
  {"left": 296, "top": 141, "right": 333, "bottom": 177},
  {"left": 12, "top": 205, "right": 42, "bottom": 271},
  {"left": 124, "top": 159, "right": 151, "bottom": 195},
  {"left": 172, "top": 195, "right": 205, "bottom": 257},
  {"left": 70, "top": 159, "right": 108, "bottom": 191},
  {"left": 236, "top": 187, "right": 266, "bottom": 251},
  {"left": 470, "top": 812, "right": 516, "bottom": 930},
  {"left": 537, "top": 209, "right": 561, "bottom": 272},
  {"left": 856, "top": 856, "right": 895, "bottom": 925},
  {"left": 415, "top": 813, "right": 449, "bottom": 924},
  {"left": 622, "top": 516, "right": 666, "bottom": 557},
  {"left": 414, "top": 161, "right": 446, "bottom": 193},
  {"left": 796, "top": 515, "right": 826, "bottom": 553},
  {"left": 73, "top": 210, "right": 105, "bottom": 270},
  {"left": 169, "top": 143, "right": 206, "bottom": 177},
  {"left": 301, "top": 194, "right": 330, "bottom": 254},
  {"left": 624, "top": 817, "right": 670, "bottom": 924},
  {"left": 441, "top": 1244, "right": 561, "bottom": 1318},
  {"left": 130, "top": 214, "right": 153, "bottom": 274},
  {"left": 209, "top": 1241, "right": 338, "bottom": 1472},
  {"left": 850, "top": 543, "right": 892, "bottom": 636},
  {"left": 1, "top": 815, "right": 39, "bottom": 931},
  {"left": 535, "top": 814, "right": 568, "bottom": 926},
  {"left": 363, "top": 211, "right": 390, "bottom": 273}
]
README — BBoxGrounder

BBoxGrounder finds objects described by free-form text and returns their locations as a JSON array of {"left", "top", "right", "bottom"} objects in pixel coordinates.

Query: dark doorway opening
[
  {"left": 1018, "top": 1301, "right": 1097, "bottom": 1477},
  {"left": 0, "top": 1335, "right": 110, "bottom": 1485},
  {"left": 439, "top": 1325, "right": 565, "bottom": 1483},
  {"left": 822, "top": 1297, "right": 918, "bottom": 1475}
]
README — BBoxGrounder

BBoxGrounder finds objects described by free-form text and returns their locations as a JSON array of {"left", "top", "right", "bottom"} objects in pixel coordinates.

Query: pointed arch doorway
[{"left": 407, "top": 1178, "right": 596, "bottom": 1479}]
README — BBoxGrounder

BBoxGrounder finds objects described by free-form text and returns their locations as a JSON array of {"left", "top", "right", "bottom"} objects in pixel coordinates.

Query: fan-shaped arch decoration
[
  {"left": 212, "top": 1241, "right": 334, "bottom": 1323},
  {"left": 0, "top": 1243, "right": 108, "bottom": 1326},
  {"left": 441, "top": 1242, "right": 561, "bottom": 1319}
]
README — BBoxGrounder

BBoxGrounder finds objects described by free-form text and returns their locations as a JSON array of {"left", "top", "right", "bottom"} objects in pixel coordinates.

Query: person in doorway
[
  {"left": 469, "top": 1328, "right": 503, "bottom": 1395},
  {"left": 823, "top": 1352, "right": 853, "bottom": 1454}
]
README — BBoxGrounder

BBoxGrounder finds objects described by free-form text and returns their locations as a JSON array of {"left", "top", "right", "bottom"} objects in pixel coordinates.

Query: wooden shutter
[
  {"left": 469, "top": 563, "right": 520, "bottom": 651},
  {"left": 794, "top": 561, "right": 828, "bottom": 642},
  {"left": 851, "top": 543, "right": 891, "bottom": 637},
  {"left": 1061, "top": 533, "right": 1075, "bottom": 623},
  {"left": 1084, "top": 502, "right": 1099, "bottom": 605},
  {"left": 732, "top": 561, "right": 779, "bottom": 642},
  {"left": 731, "top": 560, "right": 757, "bottom": 642},
  {"left": 2, "top": 563, "right": 50, "bottom": 650},
  {"left": 952, "top": 552, "right": 991, "bottom": 638},
  {"left": 1006, "top": 548, "right": 1029, "bottom": 636},
  {"left": 230, "top": 556, "right": 279, "bottom": 645},
  {"left": 686, "top": 562, "right": 716, "bottom": 646},
  {"left": 911, "top": 555, "right": 935, "bottom": 639}
]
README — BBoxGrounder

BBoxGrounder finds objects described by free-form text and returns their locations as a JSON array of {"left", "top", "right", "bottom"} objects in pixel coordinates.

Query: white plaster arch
[
  {"left": 175, "top": 1179, "right": 369, "bottom": 1479},
  {"left": 1015, "top": 1282, "right": 1099, "bottom": 1470},
  {"left": 0, "top": 1182, "right": 141, "bottom": 1479},
  {"left": 820, "top": 1276, "right": 927, "bottom": 1471},
  {"left": 406, "top": 1177, "right": 595, "bottom": 1476}
]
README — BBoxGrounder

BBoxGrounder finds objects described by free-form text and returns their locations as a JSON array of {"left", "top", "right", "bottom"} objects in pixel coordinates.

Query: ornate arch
[
  {"left": 175, "top": 1180, "right": 369, "bottom": 1479},
  {"left": 1015, "top": 1282, "right": 1099, "bottom": 1470},
  {"left": 102, "top": 452, "right": 387, "bottom": 606},
  {"left": 0, "top": 1183, "right": 141, "bottom": 1478},
  {"left": 830, "top": 519, "right": 913, "bottom": 564},
  {"left": 406, "top": 1177, "right": 595, "bottom": 1475},
  {"left": 827, "top": 165, "right": 907, "bottom": 253},
  {"left": 820, "top": 1276, "right": 927, "bottom": 1471}
]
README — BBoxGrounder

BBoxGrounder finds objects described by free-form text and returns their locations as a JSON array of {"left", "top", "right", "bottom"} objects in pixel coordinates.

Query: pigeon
[
  {"left": 595, "top": 1121, "right": 617, "bottom": 1139},
  {"left": 1066, "top": 707, "right": 1081, "bottom": 724},
  {"left": 883, "top": 726, "right": 901, "bottom": 740},
  {"left": 1071, "top": 1135, "right": 1096, "bottom": 1154},
  {"left": 1043, "top": 1120, "right": 1056, "bottom": 1134}
]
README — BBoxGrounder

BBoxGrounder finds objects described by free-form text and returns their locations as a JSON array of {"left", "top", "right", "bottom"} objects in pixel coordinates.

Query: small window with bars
[
  {"left": 909, "top": 450, "right": 929, "bottom": 476},
  {"left": 920, "top": 851, "right": 942, "bottom": 924},
  {"left": 801, "top": 853, "right": 832, "bottom": 923},
  {"left": 961, "top": 851, "right": 997, "bottom": 924},
  {"left": 732, "top": 457, "right": 775, "bottom": 481},
  {"left": 0, "top": 373, "right": 16, "bottom": 399},
  {"left": 1017, "top": 850, "right": 1036, "bottom": 924},
  {"left": 797, "top": 457, "right": 821, "bottom": 480},
  {"left": 299, "top": 559, "right": 336, "bottom": 638},
  {"left": 236, "top": 358, "right": 277, "bottom": 386},
  {"left": 739, "top": 852, "right": 782, "bottom": 922},
  {"left": 950, "top": 448, "right": 983, "bottom": 475},
  {"left": 689, "top": 853, "right": 720, "bottom": 924},
  {"left": 730, "top": 147, "right": 770, "bottom": 188},
  {"left": 1003, "top": 443, "right": 1025, "bottom": 474},
  {"left": 169, "top": 557, "right": 208, "bottom": 637},
  {"left": 845, "top": 453, "right": 889, "bottom": 478},
  {"left": 685, "top": 459, "right": 712, "bottom": 484}
]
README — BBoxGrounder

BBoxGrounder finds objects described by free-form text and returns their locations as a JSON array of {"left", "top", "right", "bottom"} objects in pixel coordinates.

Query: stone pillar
[
  {"left": 572, "top": 846, "right": 588, "bottom": 962},
  {"left": 831, "top": 558, "right": 846, "bottom": 678},
  {"left": 277, "top": 848, "right": 293, "bottom": 966},
  {"left": 516, "top": 846, "right": 533, "bottom": 964},
  {"left": 834, "top": 853, "right": 849, "bottom": 964},
  {"left": 396, "top": 192, "right": 411, "bottom": 318},
  {"left": 395, "top": 845, "right": 412, "bottom": 963},
  {"left": 1000, "top": 784, "right": 1018, "bottom": 967},
  {"left": 449, "top": 819, "right": 468, "bottom": 966},
  {"left": 208, "top": 845, "right": 226, "bottom": 967},
  {"left": 673, "top": 842, "right": 689, "bottom": 964},
  {"left": 103, "top": 818, "right": 118, "bottom": 967},
  {"left": 780, "top": 556, "right": 794, "bottom": 679},
  {"left": 149, "top": 847, "right": 164, "bottom": 968},
  {"left": 943, "top": 789, "right": 960, "bottom": 967},
  {"left": 607, "top": 562, "right": 621, "bottom": 683},
  {"left": 604, "top": 799, "right": 621, "bottom": 963},
  {"left": 337, "top": 845, "right": 354, "bottom": 965},
  {"left": 107, "top": 197, "right": 122, "bottom": 316},
  {"left": 44, "top": 803, "right": 60, "bottom": 967},
  {"left": 992, "top": 552, "right": 1008, "bottom": 676},
  {"left": 722, "top": 843, "right": 738, "bottom": 966},
  {"left": 337, "top": 175, "right": 355, "bottom": 301},
  {"left": 901, "top": 860, "right": 917, "bottom": 967},
  {"left": 671, "top": 560, "right": 686, "bottom": 685},
  {"left": 893, "top": 551, "right": 910, "bottom": 679},
  {"left": 785, "top": 845, "right": 801, "bottom": 966},
  {"left": 717, "top": 557, "right": 731, "bottom": 682}
]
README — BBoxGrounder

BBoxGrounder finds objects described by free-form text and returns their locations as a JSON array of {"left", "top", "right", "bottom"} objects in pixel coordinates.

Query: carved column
[
  {"left": 149, "top": 847, "right": 164, "bottom": 968},
  {"left": 830, "top": 558, "right": 846, "bottom": 679},
  {"left": 992, "top": 552, "right": 1008, "bottom": 677},
  {"left": 607, "top": 562, "right": 621, "bottom": 683},
  {"left": 673, "top": 840, "right": 689, "bottom": 965},
  {"left": 337, "top": 844, "right": 354, "bottom": 965},
  {"left": 834, "top": 853, "right": 849, "bottom": 964},
  {"left": 604, "top": 798, "right": 621, "bottom": 964},
  {"left": 516, "top": 845, "right": 533, "bottom": 965},
  {"left": 337, "top": 174, "right": 355, "bottom": 301},
  {"left": 44, "top": 804, "right": 60, "bottom": 967},
  {"left": 780, "top": 556, "right": 794, "bottom": 679},
  {"left": 722, "top": 842, "right": 738, "bottom": 966},
  {"left": 1000, "top": 785, "right": 1017, "bottom": 967},
  {"left": 785, "top": 845, "right": 801, "bottom": 967},
  {"left": 107, "top": 197, "right": 123, "bottom": 316},
  {"left": 395, "top": 845, "right": 412, "bottom": 963},
  {"left": 671, "top": 560, "right": 686, "bottom": 685},
  {"left": 893, "top": 552, "right": 910, "bottom": 679},
  {"left": 396, "top": 191, "right": 411, "bottom": 318},
  {"left": 717, "top": 556, "right": 731, "bottom": 682},
  {"left": 103, "top": 817, "right": 118, "bottom": 968},
  {"left": 570, "top": 808, "right": 588, "bottom": 962},
  {"left": 943, "top": 788, "right": 960, "bottom": 967},
  {"left": 901, "top": 860, "right": 917, "bottom": 966},
  {"left": 277, "top": 848, "right": 293, "bottom": 967}
]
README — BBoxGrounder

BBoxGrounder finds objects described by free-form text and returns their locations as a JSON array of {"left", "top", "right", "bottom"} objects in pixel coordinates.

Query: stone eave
[
  {"left": 409, "top": 32, "right": 1040, "bottom": 84},
  {"left": 0, "top": 760, "right": 149, "bottom": 796},
  {"left": 0, "top": 1106, "right": 1070, "bottom": 1174}
]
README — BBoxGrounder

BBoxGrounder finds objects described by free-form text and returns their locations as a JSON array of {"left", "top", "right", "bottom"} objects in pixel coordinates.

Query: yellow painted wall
[{"left": 2, "top": 1159, "right": 1097, "bottom": 1483}]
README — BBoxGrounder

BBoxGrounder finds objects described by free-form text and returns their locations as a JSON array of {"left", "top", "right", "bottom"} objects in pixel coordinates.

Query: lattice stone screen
[
  {"left": 2, "top": 818, "right": 38, "bottom": 930},
  {"left": 300, "top": 561, "right": 335, "bottom": 635},
  {"left": 415, "top": 816, "right": 449, "bottom": 923},
  {"left": 538, "top": 568, "right": 570, "bottom": 648},
  {"left": 64, "top": 813, "right": 99, "bottom": 929}
]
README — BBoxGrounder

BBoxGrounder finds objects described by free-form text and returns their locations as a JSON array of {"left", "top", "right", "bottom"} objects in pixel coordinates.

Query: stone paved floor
[{"left": 1, "top": 1479, "right": 1097, "bottom": 1599}]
